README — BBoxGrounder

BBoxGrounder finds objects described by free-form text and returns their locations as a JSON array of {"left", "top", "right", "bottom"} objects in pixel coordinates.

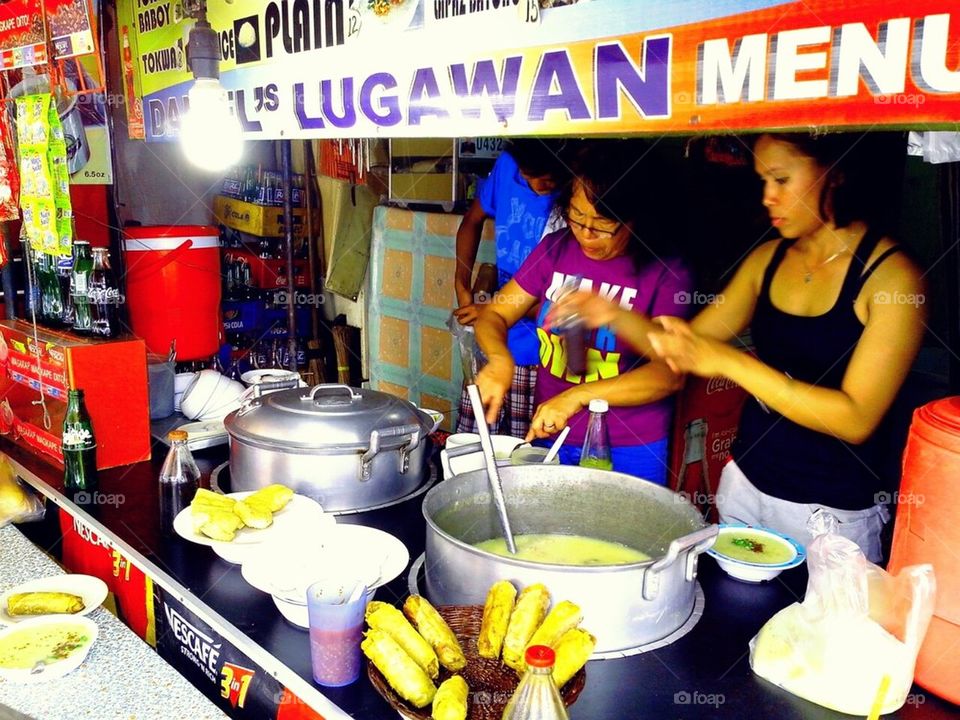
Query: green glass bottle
[
  {"left": 70, "top": 241, "right": 94, "bottom": 334},
  {"left": 62, "top": 389, "right": 98, "bottom": 497}
]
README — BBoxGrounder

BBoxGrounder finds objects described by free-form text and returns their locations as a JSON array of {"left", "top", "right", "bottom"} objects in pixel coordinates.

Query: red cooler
[
  {"left": 888, "top": 396, "right": 960, "bottom": 704},
  {"left": 124, "top": 226, "right": 222, "bottom": 361}
]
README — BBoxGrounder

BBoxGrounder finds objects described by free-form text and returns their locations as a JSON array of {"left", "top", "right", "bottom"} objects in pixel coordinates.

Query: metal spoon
[{"left": 466, "top": 384, "right": 517, "bottom": 554}]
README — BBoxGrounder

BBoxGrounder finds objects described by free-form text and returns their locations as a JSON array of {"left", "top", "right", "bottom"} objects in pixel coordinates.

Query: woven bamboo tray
[{"left": 367, "top": 604, "right": 586, "bottom": 720}]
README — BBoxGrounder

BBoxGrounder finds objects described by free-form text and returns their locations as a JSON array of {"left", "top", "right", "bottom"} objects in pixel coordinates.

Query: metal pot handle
[
  {"left": 306, "top": 384, "right": 361, "bottom": 405},
  {"left": 254, "top": 378, "right": 302, "bottom": 398},
  {"left": 359, "top": 423, "right": 422, "bottom": 481},
  {"left": 237, "top": 378, "right": 302, "bottom": 415},
  {"left": 642, "top": 525, "right": 718, "bottom": 601}
]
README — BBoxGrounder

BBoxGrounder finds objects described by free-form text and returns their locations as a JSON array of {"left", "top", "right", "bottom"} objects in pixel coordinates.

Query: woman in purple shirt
[{"left": 473, "top": 142, "right": 692, "bottom": 483}]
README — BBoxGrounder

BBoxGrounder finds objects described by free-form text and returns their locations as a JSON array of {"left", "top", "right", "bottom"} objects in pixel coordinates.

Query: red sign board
[{"left": 0, "top": 0, "right": 93, "bottom": 68}]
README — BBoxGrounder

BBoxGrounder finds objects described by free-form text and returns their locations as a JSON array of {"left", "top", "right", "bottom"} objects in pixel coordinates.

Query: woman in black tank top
[{"left": 552, "top": 133, "right": 925, "bottom": 562}]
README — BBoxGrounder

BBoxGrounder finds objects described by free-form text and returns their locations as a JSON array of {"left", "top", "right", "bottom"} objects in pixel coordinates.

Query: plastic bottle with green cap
[{"left": 578, "top": 398, "right": 613, "bottom": 471}]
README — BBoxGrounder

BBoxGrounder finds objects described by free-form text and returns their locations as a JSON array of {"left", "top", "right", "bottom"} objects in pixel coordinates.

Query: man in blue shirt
[{"left": 453, "top": 140, "right": 568, "bottom": 436}]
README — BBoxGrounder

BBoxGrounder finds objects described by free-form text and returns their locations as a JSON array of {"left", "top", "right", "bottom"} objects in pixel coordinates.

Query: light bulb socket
[{"left": 186, "top": 17, "right": 220, "bottom": 80}]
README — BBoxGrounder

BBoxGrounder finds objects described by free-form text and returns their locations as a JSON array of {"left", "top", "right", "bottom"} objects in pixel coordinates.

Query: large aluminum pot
[
  {"left": 423, "top": 465, "right": 717, "bottom": 653},
  {"left": 225, "top": 383, "right": 437, "bottom": 511}
]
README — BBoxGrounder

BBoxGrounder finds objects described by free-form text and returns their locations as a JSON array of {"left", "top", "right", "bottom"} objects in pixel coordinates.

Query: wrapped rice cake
[{"left": 7, "top": 591, "right": 85, "bottom": 616}]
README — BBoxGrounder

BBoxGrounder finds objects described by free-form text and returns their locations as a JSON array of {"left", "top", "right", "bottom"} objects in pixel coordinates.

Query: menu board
[{"left": 118, "top": 0, "right": 960, "bottom": 141}]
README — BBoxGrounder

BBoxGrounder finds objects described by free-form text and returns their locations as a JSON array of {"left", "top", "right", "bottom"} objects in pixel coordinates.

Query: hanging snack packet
[
  {"left": 16, "top": 95, "right": 56, "bottom": 253},
  {"left": 47, "top": 100, "right": 73, "bottom": 256}
]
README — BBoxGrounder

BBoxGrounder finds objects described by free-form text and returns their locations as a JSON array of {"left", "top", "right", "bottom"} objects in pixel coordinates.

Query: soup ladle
[{"left": 466, "top": 384, "right": 517, "bottom": 554}]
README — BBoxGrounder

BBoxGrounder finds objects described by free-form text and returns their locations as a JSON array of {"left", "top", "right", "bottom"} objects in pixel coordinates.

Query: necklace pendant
[{"left": 804, "top": 272, "right": 813, "bottom": 283}]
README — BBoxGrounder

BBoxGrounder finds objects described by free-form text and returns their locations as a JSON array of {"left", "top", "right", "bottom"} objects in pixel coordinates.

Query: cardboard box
[
  {"left": 389, "top": 173, "right": 457, "bottom": 203},
  {"left": 0, "top": 320, "right": 151, "bottom": 469},
  {"left": 212, "top": 195, "right": 313, "bottom": 238},
  {"left": 390, "top": 139, "right": 454, "bottom": 158}
]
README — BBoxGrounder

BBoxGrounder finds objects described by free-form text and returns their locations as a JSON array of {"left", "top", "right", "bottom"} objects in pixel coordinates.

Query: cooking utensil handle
[
  {"left": 466, "top": 384, "right": 517, "bottom": 555},
  {"left": 253, "top": 378, "right": 301, "bottom": 397},
  {"left": 445, "top": 442, "right": 483, "bottom": 459},
  {"left": 307, "top": 383, "right": 362, "bottom": 404},
  {"left": 360, "top": 423, "right": 422, "bottom": 480},
  {"left": 642, "top": 525, "right": 718, "bottom": 601}
]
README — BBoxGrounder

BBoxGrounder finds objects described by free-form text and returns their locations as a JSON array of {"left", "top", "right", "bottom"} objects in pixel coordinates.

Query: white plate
[
  {"left": 0, "top": 614, "right": 98, "bottom": 682},
  {"left": 173, "top": 491, "right": 335, "bottom": 564},
  {"left": 240, "top": 523, "right": 409, "bottom": 599},
  {"left": 0, "top": 575, "right": 108, "bottom": 625}
]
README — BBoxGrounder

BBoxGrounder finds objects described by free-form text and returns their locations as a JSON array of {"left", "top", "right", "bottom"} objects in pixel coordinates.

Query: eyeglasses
[{"left": 564, "top": 207, "right": 621, "bottom": 239}]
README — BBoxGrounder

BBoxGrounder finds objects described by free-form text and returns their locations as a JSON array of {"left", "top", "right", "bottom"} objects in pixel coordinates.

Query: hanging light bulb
[
  {"left": 180, "top": 78, "right": 243, "bottom": 171},
  {"left": 180, "top": 15, "right": 243, "bottom": 172}
]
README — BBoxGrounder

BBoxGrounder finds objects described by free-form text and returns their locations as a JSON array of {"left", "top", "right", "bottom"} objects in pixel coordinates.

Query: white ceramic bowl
[
  {"left": 706, "top": 523, "right": 806, "bottom": 582},
  {"left": 241, "top": 524, "right": 409, "bottom": 628},
  {"left": 179, "top": 370, "right": 245, "bottom": 421},
  {"left": 441, "top": 434, "right": 528, "bottom": 477},
  {"left": 272, "top": 580, "right": 377, "bottom": 629},
  {"left": 0, "top": 614, "right": 98, "bottom": 683},
  {"left": 173, "top": 372, "right": 197, "bottom": 413}
]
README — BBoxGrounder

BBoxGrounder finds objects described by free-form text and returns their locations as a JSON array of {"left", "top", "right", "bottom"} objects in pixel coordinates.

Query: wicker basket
[{"left": 367, "top": 605, "right": 586, "bottom": 720}]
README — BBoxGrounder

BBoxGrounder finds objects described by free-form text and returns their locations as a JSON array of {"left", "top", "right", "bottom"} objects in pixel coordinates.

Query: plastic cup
[{"left": 306, "top": 579, "right": 368, "bottom": 687}]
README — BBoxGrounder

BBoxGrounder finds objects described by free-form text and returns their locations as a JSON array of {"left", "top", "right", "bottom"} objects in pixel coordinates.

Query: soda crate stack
[{"left": 214, "top": 165, "right": 318, "bottom": 376}]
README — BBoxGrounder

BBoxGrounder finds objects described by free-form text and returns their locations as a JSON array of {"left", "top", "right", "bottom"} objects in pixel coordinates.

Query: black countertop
[{"left": 8, "top": 438, "right": 959, "bottom": 719}]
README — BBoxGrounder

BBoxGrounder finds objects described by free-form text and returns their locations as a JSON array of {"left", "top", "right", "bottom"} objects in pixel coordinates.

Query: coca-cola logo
[
  {"left": 87, "top": 288, "right": 125, "bottom": 304},
  {"left": 705, "top": 377, "right": 739, "bottom": 395}
]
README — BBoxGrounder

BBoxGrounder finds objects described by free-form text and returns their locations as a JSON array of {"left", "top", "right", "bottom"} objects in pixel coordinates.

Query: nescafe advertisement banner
[{"left": 154, "top": 585, "right": 288, "bottom": 718}]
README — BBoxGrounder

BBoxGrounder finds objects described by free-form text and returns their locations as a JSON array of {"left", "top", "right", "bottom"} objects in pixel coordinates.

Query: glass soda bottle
[
  {"left": 57, "top": 254, "right": 74, "bottom": 327},
  {"left": 70, "top": 241, "right": 94, "bottom": 333},
  {"left": 89, "top": 247, "right": 118, "bottom": 337},
  {"left": 159, "top": 430, "right": 200, "bottom": 535},
  {"left": 63, "top": 389, "right": 98, "bottom": 498},
  {"left": 501, "top": 645, "right": 569, "bottom": 720},
  {"left": 39, "top": 251, "right": 64, "bottom": 327},
  {"left": 579, "top": 398, "right": 613, "bottom": 471}
]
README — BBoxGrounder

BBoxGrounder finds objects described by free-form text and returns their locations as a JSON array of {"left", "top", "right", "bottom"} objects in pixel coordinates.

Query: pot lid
[{"left": 224, "top": 383, "right": 429, "bottom": 449}]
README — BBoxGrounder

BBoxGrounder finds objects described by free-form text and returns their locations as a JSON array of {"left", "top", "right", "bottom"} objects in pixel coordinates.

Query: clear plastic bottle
[
  {"left": 579, "top": 398, "right": 613, "bottom": 471},
  {"left": 159, "top": 430, "right": 200, "bottom": 535},
  {"left": 502, "top": 645, "right": 569, "bottom": 720}
]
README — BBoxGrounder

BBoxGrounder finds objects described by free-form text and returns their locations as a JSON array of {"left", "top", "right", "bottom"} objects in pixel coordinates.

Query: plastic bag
[
  {"left": 907, "top": 131, "right": 960, "bottom": 164},
  {"left": 0, "top": 456, "right": 45, "bottom": 527},
  {"left": 446, "top": 313, "right": 486, "bottom": 384},
  {"left": 749, "top": 512, "right": 936, "bottom": 716}
]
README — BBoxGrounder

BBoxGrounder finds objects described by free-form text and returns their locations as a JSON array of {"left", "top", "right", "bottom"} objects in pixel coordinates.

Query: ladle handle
[{"left": 467, "top": 384, "right": 517, "bottom": 554}]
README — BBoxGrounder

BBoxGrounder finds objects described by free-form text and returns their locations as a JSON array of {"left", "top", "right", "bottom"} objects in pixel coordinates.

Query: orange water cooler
[{"left": 888, "top": 396, "right": 960, "bottom": 704}]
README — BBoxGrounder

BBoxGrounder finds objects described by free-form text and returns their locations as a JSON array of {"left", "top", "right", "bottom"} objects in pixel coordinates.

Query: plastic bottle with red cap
[{"left": 501, "top": 645, "right": 569, "bottom": 719}]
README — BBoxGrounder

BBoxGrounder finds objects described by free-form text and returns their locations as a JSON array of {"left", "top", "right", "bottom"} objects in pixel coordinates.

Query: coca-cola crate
[
  {"left": 226, "top": 249, "right": 310, "bottom": 291},
  {"left": 0, "top": 320, "right": 150, "bottom": 470}
]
